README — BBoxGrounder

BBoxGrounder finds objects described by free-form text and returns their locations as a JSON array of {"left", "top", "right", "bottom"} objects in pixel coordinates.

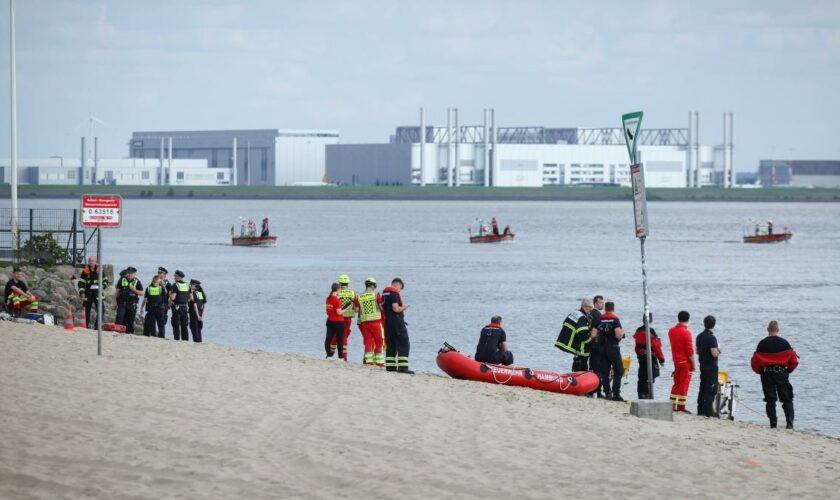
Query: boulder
[{"left": 48, "top": 265, "right": 77, "bottom": 280}]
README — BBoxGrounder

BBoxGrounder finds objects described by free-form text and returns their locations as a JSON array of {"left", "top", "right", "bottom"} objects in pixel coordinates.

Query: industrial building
[
  {"left": 758, "top": 160, "right": 840, "bottom": 188},
  {"left": 129, "top": 129, "right": 340, "bottom": 186},
  {"left": 326, "top": 109, "right": 736, "bottom": 189}
]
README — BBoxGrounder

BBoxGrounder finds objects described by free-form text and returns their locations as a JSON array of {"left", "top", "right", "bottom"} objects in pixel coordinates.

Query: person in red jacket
[
  {"left": 633, "top": 312, "right": 666, "bottom": 400},
  {"left": 668, "top": 311, "right": 695, "bottom": 413},
  {"left": 751, "top": 320, "right": 799, "bottom": 429},
  {"left": 325, "top": 283, "right": 347, "bottom": 360}
]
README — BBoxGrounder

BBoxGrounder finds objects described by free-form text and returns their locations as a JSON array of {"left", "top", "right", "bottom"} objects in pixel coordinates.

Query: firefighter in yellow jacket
[{"left": 335, "top": 274, "right": 358, "bottom": 361}]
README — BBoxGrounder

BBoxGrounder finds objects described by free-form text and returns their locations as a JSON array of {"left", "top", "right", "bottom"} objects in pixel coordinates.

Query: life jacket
[
  {"left": 555, "top": 310, "right": 592, "bottom": 356},
  {"left": 633, "top": 328, "right": 664, "bottom": 362},
  {"left": 751, "top": 349, "right": 799, "bottom": 374},
  {"left": 337, "top": 288, "right": 356, "bottom": 318},
  {"left": 357, "top": 291, "right": 381, "bottom": 323}
]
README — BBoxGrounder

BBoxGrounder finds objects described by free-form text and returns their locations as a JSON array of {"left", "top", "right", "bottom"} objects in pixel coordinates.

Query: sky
[{"left": 0, "top": 0, "right": 838, "bottom": 172}]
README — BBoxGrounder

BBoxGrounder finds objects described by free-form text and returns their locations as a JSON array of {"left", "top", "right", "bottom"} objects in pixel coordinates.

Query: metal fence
[{"left": 0, "top": 208, "right": 98, "bottom": 266}]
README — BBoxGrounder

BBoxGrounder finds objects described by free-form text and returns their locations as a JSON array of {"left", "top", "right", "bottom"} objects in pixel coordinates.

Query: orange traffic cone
[
  {"left": 76, "top": 308, "right": 87, "bottom": 328},
  {"left": 64, "top": 308, "right": 75, "bottom": 331}
]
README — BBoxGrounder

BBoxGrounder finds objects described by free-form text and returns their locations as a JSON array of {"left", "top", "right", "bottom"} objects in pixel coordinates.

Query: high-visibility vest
[
  {"left": 195, "top": 291, "right": 205, "bottom": 301},
  {"left": 357, "top": 292, "right": 381, "bottom": 323},
  {"left": 147, "top": 286, "right": 162, "bottom": 296},
  {"left": 337, "top": 288, "right": 356, "bottom": 318}
]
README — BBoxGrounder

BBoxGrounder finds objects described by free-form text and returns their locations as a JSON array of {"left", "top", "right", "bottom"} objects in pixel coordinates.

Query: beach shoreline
[{"left": 2, "top": 322, "right": 838, "bottom": 499}]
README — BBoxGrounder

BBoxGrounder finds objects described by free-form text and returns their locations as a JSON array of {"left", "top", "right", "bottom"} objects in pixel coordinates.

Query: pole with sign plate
[
  {"left": 80, "top": 195, "right": 122, "bottom": 356},
  {"left": 622, "top": 111, "right": 655, "bottom": 399}
]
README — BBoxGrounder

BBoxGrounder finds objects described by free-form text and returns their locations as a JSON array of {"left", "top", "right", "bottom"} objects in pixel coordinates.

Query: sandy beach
[{"left": 1, "top": 322, "right": 838, "bottom": 499}]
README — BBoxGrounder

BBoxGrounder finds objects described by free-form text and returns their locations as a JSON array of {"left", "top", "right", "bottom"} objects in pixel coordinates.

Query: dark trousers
[
  {"left": 172, "top": 304, "right": 190, "bottom": 341},
  {"left": 189, "top": 307, "right": 204, "bottom": 343},
  {"left": 83, "top": 292, "right": 101, "bottom": 329},
  {"left": 115, "top": 301, "right": 137, "bottom": 333},
  {"left": 601, "top": 346, "right": 624, "bottom": 398},
  {"left": 483, "top": 350, "right": 514, "bottom": 366},
  {"left": 325, "top": 320, "right": 345, "bottom": 358},
  {"left": 697, "top": 371, "right": 718, "bottom": 417},
  {"left": 636, "top": 356, "right": 660, "bottom": 400},
  {"left": 761, "top": 370, "right": 794, "bottom": 428},
  {"left": 572, "top": 354, "right": 589, "bottom": 372},
  {"left": 385, "top": 320, "right": 410, "bottom": 372},
  {"left": 144, "top": 307, "right": 166, "bottom": 338}
]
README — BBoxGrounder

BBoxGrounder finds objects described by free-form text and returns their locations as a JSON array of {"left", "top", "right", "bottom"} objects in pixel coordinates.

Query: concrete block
[{"left": 630, "top": 400, "right": 673, "bottom": 421}]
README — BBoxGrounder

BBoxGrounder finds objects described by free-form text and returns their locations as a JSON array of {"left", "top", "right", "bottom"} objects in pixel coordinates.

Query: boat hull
[
  {"left": 469, "top": 234, "right": 515, "bottom": 244},
  {"left": 232, "top": 236, "right": 277, "bottom": 247},
  {"left": 743, "top": 232, "right": 792, "bottom": 244},
  {"left": 436, "top": 350, "right": 599, "bottom": 396}
]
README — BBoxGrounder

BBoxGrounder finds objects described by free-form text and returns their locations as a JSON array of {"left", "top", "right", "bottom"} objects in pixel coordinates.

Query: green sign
[{"left": 621, "top": 111, "right": 644, "bottom": 162}]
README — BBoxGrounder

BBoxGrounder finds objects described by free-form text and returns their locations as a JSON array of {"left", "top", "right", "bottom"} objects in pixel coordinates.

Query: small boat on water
[
  {"left": 436, "top": 344, "right": 599, "bottom": 396},
  {"left": 468, "top": 217, "right": 515, "bottom": 243},
  {"left": 232, "top": 217, "right": 277, "bottom": 247},
  {"left": 743, "top": 219, "right": 792, "bottom": 244}
]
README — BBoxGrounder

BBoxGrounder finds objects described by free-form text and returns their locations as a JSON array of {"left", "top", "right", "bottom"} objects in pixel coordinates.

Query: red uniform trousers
[
  {"left": 360, "top": 320, "right": 384, "bottom": 365},
  {"left": 670, "top": 360, "right": 692, "bottom": 411},
  {"left": 341, "top": 318, "right": 354, "bottom": 361}
]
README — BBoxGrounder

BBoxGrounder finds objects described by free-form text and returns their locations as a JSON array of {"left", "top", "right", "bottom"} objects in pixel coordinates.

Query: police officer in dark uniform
[
  {"left": 751, "top": 320, "right": 799, "bottom": 429},
  {"left": 142, "top": 275, "right": 167, "bottom": 338},
  {"left": 189, "top": 279, "right": 207, "bottom": 343},
  {"left": 475, "top": 315, "right": 513, "bottom": 365},
  {"left": 382, "top": 277, "right": 412, "bottom": 374},
  {"left": 169, "top": 270, "right": 192, "bottom": 341},
  {"left": 592, "top": 301, "right": 626, "bottom": 401},
  {"left": 114, "top": 267, "right": 143, "bottom": 333},
  {"left": 156, "top": 267, "right": 172, "bottom": 337}
]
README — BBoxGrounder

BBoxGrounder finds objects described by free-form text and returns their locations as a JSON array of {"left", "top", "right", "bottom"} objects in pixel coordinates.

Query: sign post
[
  {"left": 80, "top": 195, "right": 122, "bottom": 356},
  {"left": 622, "top": 111, "right": 654, "bottom": 399}
]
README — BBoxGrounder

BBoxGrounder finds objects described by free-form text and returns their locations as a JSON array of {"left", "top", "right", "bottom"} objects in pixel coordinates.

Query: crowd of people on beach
[
  {"left": 553, "top": 295, "right": 799, "bottom": 429},
  {"left": 77, "top": 258, "right": 208, "bottom": 342},
  {"left": 323, "top": 281, "right": 800, "bottom": 430}
]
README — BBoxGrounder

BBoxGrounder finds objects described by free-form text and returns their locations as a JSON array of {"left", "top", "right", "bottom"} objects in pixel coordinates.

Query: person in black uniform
[
  {"left": 474, "top": 315, "right": 513, "bottom": 365},
  {"left": 587, "top": 295, "right": 605, "bottom": 396},
  {"left": 168, "top": 270, "right": 192, "bottom": 341},
  {"left": 114, "top": 267, "right": 143, "bottom": 333},
  {"left": 695, "top": 315, "right": 721, "bottom": 417},
  {"left": 189, "top": 279, "right": 207, "bottom": 343},
  {"left": 382, "top": 277, "right": 412, "bottom": 374},
  {"left": 156, "top": 267, "right": 172, "bottom": 337},
  {"left": 633, "top": 313, "right": 666, "bottom": 400},
  {"left": 751, "top": 320, "right": 799, "bottom": 429},
  {"left": 592, "top": 301, "right": 626, "bottom": 401},
  {"left": 77, "top": 256, "right": 108, "bottom": 329},
  {"left": 142, "top": 275, "right": 167, "bottom": 338}
]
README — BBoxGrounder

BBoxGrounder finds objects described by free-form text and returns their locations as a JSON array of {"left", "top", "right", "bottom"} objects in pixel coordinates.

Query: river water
[{"left": 13, "top": 198, "right": 840, "bottom": 436}]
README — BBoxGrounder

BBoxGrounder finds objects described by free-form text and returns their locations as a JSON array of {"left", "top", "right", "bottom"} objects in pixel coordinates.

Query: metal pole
[
  {"left": 72, "top": 209, "right": 77, "bottom": 263},
  {"left": 96, "top": 230, "right": 103, "bottom": 356},
  {"left": 636, "top": 149, "right": 654, "bottom": 398},
  {"left": 446, "top": 108, "right": 452, "bottom": 187},
  {"left": 454, "top": 107, "right": 460, "bottom": 187},
  {"left": 10, "top": 0, "right": 18, "bottom": 251},
  {"left": 419, "top": 107, "right": 425, "bottom": 187}
]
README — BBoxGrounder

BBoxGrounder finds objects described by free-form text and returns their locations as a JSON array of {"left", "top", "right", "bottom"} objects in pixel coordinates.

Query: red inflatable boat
[{"left": 436, "top": 346, "right": 599, "bottom": 396}]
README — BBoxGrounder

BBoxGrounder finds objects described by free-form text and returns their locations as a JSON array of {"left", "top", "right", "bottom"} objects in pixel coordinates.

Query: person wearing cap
[
  {"left": 189, "top": 279, "right": 207, "bottom": 343},
  {"left": 382, "top": 277, "right": 412, "bottom": 373},
  {"left": 156, "top": 267, "right": 172, "bottom": 337},
  {"left": 77, "top": 255, "right": 108, "bottom": 329},
  {"left": 142, "top": 274, "right": 167, "bottom": 338},
  {"left": 353, "top": 277, "right": 384, "bottom": 366},
  {"left": 169, "top": 270, "right": 192, "bottom": 341},
  {"left": 336, "top": 275, "right": 358, "bottom": 361},
  {"left": 114, "top": 267, "right": 143, "bottom": 334}
]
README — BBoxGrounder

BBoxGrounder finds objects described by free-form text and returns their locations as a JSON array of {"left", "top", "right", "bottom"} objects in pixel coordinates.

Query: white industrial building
[
  {"left": 0, "top": 156, "right": 229, "bottom": 186},
  {"left": 327, "top": 109, "right": 736, "bottom": 188}
]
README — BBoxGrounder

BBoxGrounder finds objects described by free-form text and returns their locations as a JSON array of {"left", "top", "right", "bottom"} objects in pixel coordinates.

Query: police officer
[
  {"left": 142, "top": 275, "right": 167, "bottom": 338},
  {"left": 555, "top": 298, "right": 595, "bottom": 372},
  {"left": 114, "top": 267, "right": 143, "bottom": 333},
  {"left": 169, "top": 270, "right": 192, "bottom": 341},
  {"left": 592, "top": 301, "right": 626, "bottom": 401},
  {"left": 189, "top": 279, "right": 207, "bottom": 343},
  {"left": 382, "top": 277, "right": 412, "bottom": 374},
  {"left": 696, "top": 315, "right": 721, "bottom": 417},
  {"left": 77, "top": 256, "right": 108, "bottom": 329},
  {"left": 751, "top": 320, "right": 799, "bottom": 429},
  {"left": 156, "top": 267, "right": 172, "bottom": 336}
]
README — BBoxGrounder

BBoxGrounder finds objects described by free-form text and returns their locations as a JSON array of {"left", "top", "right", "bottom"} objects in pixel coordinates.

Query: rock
[{"left": 48, "top": 265, "right": 77, "bottom": 280}]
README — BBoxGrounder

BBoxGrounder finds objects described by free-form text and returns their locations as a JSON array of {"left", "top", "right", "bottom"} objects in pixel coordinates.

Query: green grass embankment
[{"left": 2, "top": 185, "right": 839, "bottom": 202}]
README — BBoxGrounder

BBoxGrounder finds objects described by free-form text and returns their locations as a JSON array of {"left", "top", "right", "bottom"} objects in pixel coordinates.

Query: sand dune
[{"left": 1, "top": 322, "right": 838, "bottom": 499}]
